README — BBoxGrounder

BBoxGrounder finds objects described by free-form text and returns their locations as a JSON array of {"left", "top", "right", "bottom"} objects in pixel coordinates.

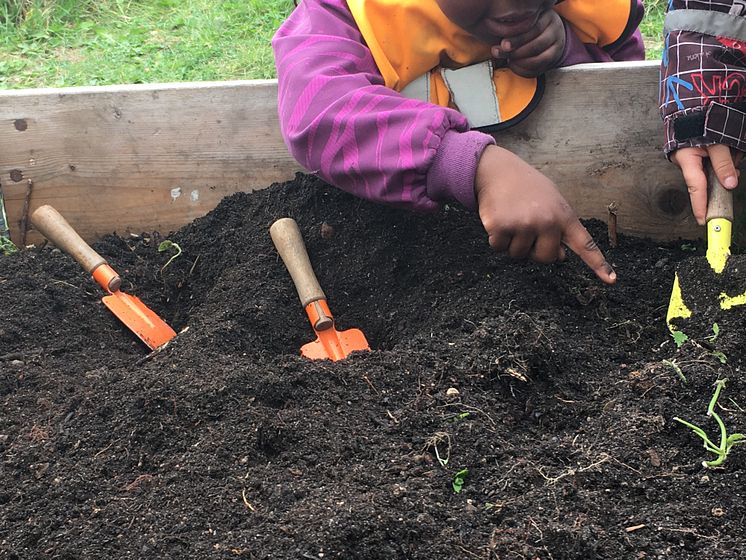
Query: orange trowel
[
  {"left": 31, "top": 205, "right": 177, "bottom": 350},
  {"left": 269, "top": 217, "right": 370, "bottom": 361}
]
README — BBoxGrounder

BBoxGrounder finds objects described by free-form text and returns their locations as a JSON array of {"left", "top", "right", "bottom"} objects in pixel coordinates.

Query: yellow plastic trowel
[{"left": 667, "top": 160, "right": 746, "bottom": 335}]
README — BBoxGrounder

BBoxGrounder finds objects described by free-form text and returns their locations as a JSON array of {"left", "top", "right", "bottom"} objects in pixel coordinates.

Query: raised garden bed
[{"left": 1, "top": 173, "right": 744, "bottom": 559}]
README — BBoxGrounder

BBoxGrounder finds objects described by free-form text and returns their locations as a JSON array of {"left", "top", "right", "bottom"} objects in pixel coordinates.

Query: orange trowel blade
[
  {"left": 102, "top": 291, "right": 177, "bottom": 350},
  {"left": 301, "top": 326, "right": 370, "bottom": 362},
  {"left": 301, "top": 299, "right": 370, "bottom": 361}
]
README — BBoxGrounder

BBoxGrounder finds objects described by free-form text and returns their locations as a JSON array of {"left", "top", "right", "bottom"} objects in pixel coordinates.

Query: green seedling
[
  {"left": 671, "top": 330, "right": 688, "bottom": 348},
  {"left": 674, "top": 379, "right": 745, "bottom": 468},
  {"left": 423, "top": 432, "right": 451, "bottom": 467},
  {"left": 706, "top": 323, "right": 720, "bottom": 343},
  {"left": 711, "top": 351, "right": 728, "bottom": 365},
  {"left": 662, "top": 359, "right": 686, "bottom": 384},
  {"left": 158, "top": 239, "right": 182, "bottom": 274},
  {"left": 680, "top": 243, "right": 698, "bottom": 252},
  {"left": 0, "top": 237, "right": 18, "bottom": 256},
  {"left": 452, "top": 468, "right": 468, "bottom": 493}
]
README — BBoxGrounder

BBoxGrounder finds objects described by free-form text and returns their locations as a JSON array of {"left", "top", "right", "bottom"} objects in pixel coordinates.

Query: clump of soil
[{"left": 1, "top": 173, "right": 744, "bottom": 559}]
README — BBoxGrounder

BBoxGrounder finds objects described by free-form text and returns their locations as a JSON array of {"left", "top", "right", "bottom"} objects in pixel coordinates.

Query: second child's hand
[
  {"left": 671, "top": 144, "right": 741, "bottom": 226},
  {"left": 475, "top": 146, "right": 617, "bottom": 285}
]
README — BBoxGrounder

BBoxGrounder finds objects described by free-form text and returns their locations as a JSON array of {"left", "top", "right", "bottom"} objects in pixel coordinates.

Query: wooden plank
[
  {"left": 0, "top": 61, "right": 703, "bottom": 244},
  {"left": 500, "top": 60, "right": 701, "bottom": 242},
  {"left": 0, "top": 80, "right": 302, "bottom": 245}
]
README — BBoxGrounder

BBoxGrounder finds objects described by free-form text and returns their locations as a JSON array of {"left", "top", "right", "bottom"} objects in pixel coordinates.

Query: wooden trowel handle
[
  {"left": 706, "top": 162, "right": 734, "bottom": 222},
  {"left": 31, "top": 205, "right": 117, "bottom": 288},
  {"left": 705, "top": 151, "right": 744, "bottom": 221},
  {"left": 269, "top": 218, "right": 326, "bottom": 307}
]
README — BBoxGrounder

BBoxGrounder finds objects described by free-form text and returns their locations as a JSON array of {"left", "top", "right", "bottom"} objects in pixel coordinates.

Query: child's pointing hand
[{"left": 475, "top": 146, "right": 616, "bottom": 285}]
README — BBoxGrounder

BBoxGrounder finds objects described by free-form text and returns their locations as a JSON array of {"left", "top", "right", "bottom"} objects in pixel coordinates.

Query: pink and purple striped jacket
[{"left": 272, "top": 0, "right": 645, "bottom": 212}]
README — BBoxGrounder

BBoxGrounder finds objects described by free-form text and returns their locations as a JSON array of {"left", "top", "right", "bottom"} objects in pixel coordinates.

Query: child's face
[{"left": 436, "top": 0, "right": 557, "bottom": 44}]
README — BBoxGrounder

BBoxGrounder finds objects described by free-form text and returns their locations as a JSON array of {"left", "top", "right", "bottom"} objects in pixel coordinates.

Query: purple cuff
[
  {"left": 559, "top": 20, "right": 615, "bottom": 66},
  {"left": 559, "top": 20, "right": 645, "bottom": 67},
  {"left": 426, "top": 130, "right": 495, "bottom": 210}
]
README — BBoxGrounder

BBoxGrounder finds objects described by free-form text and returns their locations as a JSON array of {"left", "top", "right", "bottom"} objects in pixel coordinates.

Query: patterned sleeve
[
  {"left": 271, "top": 0, "right": 495, "bottom": 212},
  {"left": 660, "top": 0, "right": 746, "bottom": 155}
]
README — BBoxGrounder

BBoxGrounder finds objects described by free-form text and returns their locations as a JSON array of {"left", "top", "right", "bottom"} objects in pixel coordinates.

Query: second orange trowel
[
  {"left": 31, "top": 205, "right": 177, "bottom": 350},
  {"left": 270, "top": 217, "right": 370, "bottom": 361}
]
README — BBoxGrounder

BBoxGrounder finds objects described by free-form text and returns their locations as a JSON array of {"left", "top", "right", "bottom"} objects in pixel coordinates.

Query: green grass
[
  {"left": 0, "top": 0, "right": 296, "bottom": 88},
  {"left": 0, "top": 0, "right": 665, "bottom": 90},
  {"left": 641, "top": 0, "right": 666, "bottom": 60}
]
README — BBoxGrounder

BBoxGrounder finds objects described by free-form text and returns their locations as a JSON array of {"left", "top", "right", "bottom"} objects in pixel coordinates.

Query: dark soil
[{"left": 1, "top": 173, "right": 745, "bottom": 560}]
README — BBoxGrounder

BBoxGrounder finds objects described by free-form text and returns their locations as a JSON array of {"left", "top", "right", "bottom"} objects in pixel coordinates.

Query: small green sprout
[
  {"left": 674, "top": 379, "right": 745, "bottom": 468},
  {"left": 671, "top": 330, "right": 688, "bottom": 348},
  {"left": 0, "top": 237, "right": 18, "bottom": 256},
  {"left": 452, "top": 468, "right": 468, "bottom": 493},
  {"left": 706, "top": 323, "right": 720, "bottom": 343},
  {"left": 662, "top": 359, "right": 686, "bottom": 384},
  {"left": 434, "top": 445, "right": 449, "bottom": 467},
  {"left": 680, "top": 243, "right": 698, "bottom": 252},
  {"left": 158, "top": 239, "right": 182, "bottom": 274},
  {"left": 424, "top": 432, "right": 451, "bottom": 467},
  {"left": 711, "top": 351, "right": 728, "bottom": 365}
]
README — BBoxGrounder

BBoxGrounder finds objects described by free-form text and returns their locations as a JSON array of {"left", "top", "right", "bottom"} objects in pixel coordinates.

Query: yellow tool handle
[
  {"left": 30, "top": 205, "right": 121, "bottom": 291},
  {"left": 704, "top": 159, "right": 738, "bottom": 273},
  {"left": 269, "top": 217, "right": 326, "bottom": 308}
]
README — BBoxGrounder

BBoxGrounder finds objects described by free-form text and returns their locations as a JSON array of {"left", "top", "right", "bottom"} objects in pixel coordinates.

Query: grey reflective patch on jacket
[
  {"left": 441, "top": 61, "right": 500, "bottom": 129},
  {"left": 665, "top": 9, "right": 746, "bottom": 43}
]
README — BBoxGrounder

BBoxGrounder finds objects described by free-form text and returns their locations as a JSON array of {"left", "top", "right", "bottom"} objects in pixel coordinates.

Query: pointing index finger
[{"left": 563, "top": 219, "right": 617, "bottom": 284}]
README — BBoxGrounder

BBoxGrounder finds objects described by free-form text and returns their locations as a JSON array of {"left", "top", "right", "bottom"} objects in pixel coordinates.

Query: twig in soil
[
  {"left": 656, "top": 526, "right": 719, "bottom": 540},
  {"left": 534, "top": 453, "right": 611, "bottom": 485},
  {"left": 608, "top": 455, "right": 642, "bottom": 475},
  {"left": 606, "top": 320, "right": 642, "bottom": 343},
  {"left": 122, "top": 474, "right": 154, "bottom": 492},
  {"left": 19, "top": 178, "right": 33, "bottom": 247},
  {"left": 440, "top": 402, "right": 497, "bottom": 427},
  {"left": 93, "top": 442, "right": 114, "bottom": 459},
  {"left": 52, "top": 280, "right": 81, "bottom": 290},
  {"left": 607, "top": 202, "right": 618, "bottom": 248},
  {"left": 454, "top": 544, "right": 481, "bottom": 559},
  {"left": 728, "top": 398, "right": 745, "bottom": 413},
  {"left": 241, "top": 489, "right": 256, "bottom": 512},
  {"left": 188, "top": 254, "right": 200, "bottom": 276},
  {"left": 494, "top": 462, "right": 522, "bottom": 491},
  {"left": 134, "top": 331, "right": 183, "bottom": 366},
  {"left": 625, "top": 524, "right": 646, "bottom": 533},
  {"left": 362, "top": 374, "right": 379, "bottom": 394},
  {"left": 135, "top": 348, "right": 162, "bottom": 367}
]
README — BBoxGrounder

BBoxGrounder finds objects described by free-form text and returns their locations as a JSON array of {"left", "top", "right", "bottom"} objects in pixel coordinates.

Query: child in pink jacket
[{"left": 274, "top": 0, "right": 645, "bottom": 284}]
